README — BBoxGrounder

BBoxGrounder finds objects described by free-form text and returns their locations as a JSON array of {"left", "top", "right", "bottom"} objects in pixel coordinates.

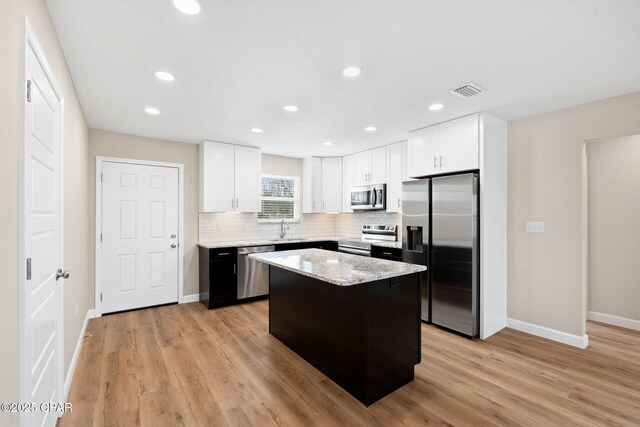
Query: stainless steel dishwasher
[{"left": 237, "top": 245, "right": 275, "bottom": 300}]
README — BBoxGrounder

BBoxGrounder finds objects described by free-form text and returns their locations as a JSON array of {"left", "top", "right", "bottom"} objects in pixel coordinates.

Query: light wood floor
[{"left": 60, "top": 301, "right": 640, "bottom": 427}]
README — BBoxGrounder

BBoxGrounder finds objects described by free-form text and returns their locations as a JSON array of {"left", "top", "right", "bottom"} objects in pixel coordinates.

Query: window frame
[{"left": 257, "top": 174, "right": 301, "bottom": 223}]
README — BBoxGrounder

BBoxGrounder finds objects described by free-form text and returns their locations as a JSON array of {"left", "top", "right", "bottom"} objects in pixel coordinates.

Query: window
[{"left": 258, "top": 175, "right": 300, "bottom": 221}]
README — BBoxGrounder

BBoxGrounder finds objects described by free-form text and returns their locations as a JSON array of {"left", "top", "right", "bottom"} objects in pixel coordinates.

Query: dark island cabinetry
[{"left": 199, "top": 246, "right": 237, "bottom": 309}]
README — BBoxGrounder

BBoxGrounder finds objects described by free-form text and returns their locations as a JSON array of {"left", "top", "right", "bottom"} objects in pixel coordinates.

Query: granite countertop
[
  {"left": 249, "top": 248, "right": 425, "bottom": 286},
  {"left": 198, "top": 236, "right": 402, "bottom": 250}
]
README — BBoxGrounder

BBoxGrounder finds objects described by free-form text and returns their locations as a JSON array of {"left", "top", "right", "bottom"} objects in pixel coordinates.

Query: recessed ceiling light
[
  {"left": 365, "top": 126, "right": 377, "bottom": 132},
  {"left": 283, "top": 105, "right": 299, "bottom": 112},
  {"left": 155, "top": 71, "right": 175, "bottom": 81},
  {"left": 323, "top": 141, "right": 333, "bottom": 146},
  {"left": 145, "top": 107, "right": 160, "bottom": 115},
  {"left": 173, "top": 0, "right": 201, "bottom": 15},
  {"left": 251, "top": 128, "right": 264, "bottom": 133},
  {"left": 342, "top": 66, "right": 361, "bottom": 77},
  {"left": 429, "top": 103, "right": 444, "bottom": 111}
]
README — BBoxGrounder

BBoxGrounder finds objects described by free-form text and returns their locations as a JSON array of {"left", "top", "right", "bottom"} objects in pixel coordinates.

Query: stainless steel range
[{"left": 338, "top": 224, "right": 397, "bottom": 257}]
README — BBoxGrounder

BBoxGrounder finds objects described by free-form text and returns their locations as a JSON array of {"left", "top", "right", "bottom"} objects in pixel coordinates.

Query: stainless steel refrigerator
[
  {"left": 402, "top": 173, "right": 479, "bottom": 337},
  {"left": 401, "top": 179, "right": 430, "bottom": 321}
]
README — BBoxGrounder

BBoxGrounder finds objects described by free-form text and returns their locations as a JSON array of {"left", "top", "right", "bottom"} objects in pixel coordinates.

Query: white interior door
[
  {"left": 101, "top": 162, "right": 179, "bottom": 313},
  {"left": 22, "top": 28, "right": 65, "bottom": 427}
]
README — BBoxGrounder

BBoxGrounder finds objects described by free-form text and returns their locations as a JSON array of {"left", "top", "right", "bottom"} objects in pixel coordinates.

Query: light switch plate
[{"left": 526, "top": 221, "right": 545, "bottom": 233}]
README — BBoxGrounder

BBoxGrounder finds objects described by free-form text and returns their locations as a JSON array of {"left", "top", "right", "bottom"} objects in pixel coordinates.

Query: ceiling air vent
[{"left": 450, "top": 82, "right": 484, "bottom": 99}]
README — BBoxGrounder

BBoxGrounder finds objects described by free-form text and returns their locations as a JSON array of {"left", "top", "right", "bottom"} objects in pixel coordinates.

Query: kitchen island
[{"left": 249, "top": 248, "right": 426, "bottom": 406}]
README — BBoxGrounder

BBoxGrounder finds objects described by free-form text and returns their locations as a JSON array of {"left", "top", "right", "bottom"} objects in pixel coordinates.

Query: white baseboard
[
  {"left": 64, "top": 309, "right": 96, "bottom": 399},
  {"left": 506, "top": 318, "right": 589, "bottom": 349},
  {"left": 588, "top": 311, "right": 640, "bottom": 331},
  {"left": 182, "top": 294, "right": 200, "bottom": 303}
]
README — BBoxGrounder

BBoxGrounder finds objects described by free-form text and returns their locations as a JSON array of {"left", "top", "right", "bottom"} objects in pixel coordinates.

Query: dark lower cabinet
[
  {"left": 269, "top": 266, "right": 420, "bottom": 406},
  {"left": 371, "top": 246, "right": 402, "bottom": 261},
  {"left": 199, "top": 240, "right": 339, "bottom": 310},
  {"left": 199, "top": 246, "right": 237, "bottom": 309},
  {"left": 318, "top": 240, "right": 338, "bottom": 251}
]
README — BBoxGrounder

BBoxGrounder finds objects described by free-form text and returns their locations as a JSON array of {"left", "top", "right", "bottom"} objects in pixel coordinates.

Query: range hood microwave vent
[{"left": 450, "top": 82, "right": 484, "bottom": 98}]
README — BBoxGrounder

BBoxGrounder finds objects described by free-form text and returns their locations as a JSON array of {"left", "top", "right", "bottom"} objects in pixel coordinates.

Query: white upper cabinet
[
  {"left": 407, "top": 114, "right": 479, "bottom": 178},
  {"left": 342, "top": 155, "right": 354, "bottom": 213},
  {"left": 353, "top": 146, "right": 387, "bottom": 186},
  {"left": 199, "top": 141, "right": 261, "bottom": 212},
  {"left": 304, "top": 157, "right": 342, "bottom": 213},
  {"left": 302, "top": 157, "right": 322, "bottom": 213},
  {"left": 321, "top": 157, "right": 342, "bottom": 212},
  {"left": 438, "top": 114, "right": 479, "bottom": 174},
  {"left": 233, "top": 145, "right": 262, "bottom": 212},
  {"left": 370, "top": 147, "right": 387, "bottom": 184},
  {"left": 386, "top": 142, "right": 403, "bottom": 213},
  {"left": 353, "top": 151, "right": 370, "bottom": 187},
  {"left": 407, "top": 124, "right": 439, "bottom": 178}
]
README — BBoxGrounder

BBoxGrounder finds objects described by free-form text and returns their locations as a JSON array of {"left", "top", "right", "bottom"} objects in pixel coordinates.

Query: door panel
[
  {"left": 439, "top": 114, "right": 479, "bottom": 173},
  {"left": 431, "top": 174, "right": 479, "bottom": 336},
  {"left": 407, "top": 125, "right": 439, "bottom": 178},
  {"left": 102, "top": 162, "right": 179, "bottom": 313},
  {"left": 386, "top": 143, "right": 402, "bottom": 213},
  {"left": 234, "top": 145, "right": 261, "bottom": 212},
  {"left": 369, "top": 147, "right": 387, "bottom": 184},
  {"left": 353, "top": 151, "right": 371, "bottom": 186},
  {"left": 342, "top": 155, "right": 354, "bottom": 213},
  {"left": 24, "top": 41, "right": 63, "bottom": 427},
  {"left": 321, "top": 157, "right": 342, "bottom": 212},
  {"left": 200, "top": 141, "right": 234, "bottom": 211}
]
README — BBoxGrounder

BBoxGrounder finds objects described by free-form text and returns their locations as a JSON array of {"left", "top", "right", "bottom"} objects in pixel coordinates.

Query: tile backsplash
[
  {"left": 199, "top": 211, "right": 402, "bottom": 243},
  {"left": 335, "top": 212, "right": 402, "bottom": 240}
]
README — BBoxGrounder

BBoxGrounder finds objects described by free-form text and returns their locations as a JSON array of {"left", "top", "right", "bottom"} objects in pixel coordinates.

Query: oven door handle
[{"left": 339, "top": 246, "right": 371, "bottom": 257}]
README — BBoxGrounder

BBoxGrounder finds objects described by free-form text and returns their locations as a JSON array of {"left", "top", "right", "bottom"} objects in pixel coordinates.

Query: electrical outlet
[{"left": 525, "top": 221, "right": 545, "bottom": 233}]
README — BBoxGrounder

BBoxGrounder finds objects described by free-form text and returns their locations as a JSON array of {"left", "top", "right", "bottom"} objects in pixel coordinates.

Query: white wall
[
  {"left": 587, "top": 134, "right": 640, "bottom": 322},
  {"left": 508, "top": 91, "right": 640, "bottom": 338}
]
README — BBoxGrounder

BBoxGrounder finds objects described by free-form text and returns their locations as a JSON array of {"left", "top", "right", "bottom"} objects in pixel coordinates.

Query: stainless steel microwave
[{"left": 350, "top": 184, "right": 386, "bottom": 211}]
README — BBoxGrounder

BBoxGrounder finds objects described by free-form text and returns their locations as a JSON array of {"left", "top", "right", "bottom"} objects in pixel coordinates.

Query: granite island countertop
[
  {"left": 198, "top": 236, "right": 402, "bottom": 250},
  {"left": 249, "top": 248, "right": 425, "bottom": 286}
]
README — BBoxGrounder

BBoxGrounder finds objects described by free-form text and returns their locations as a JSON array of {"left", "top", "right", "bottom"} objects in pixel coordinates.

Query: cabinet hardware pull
[
  {"left": 231, "top": 198, "right": 234, "bottom": 208},
  {"left": 398, "top": 198, "right": 401, "bottom": 207},
  {"left": 383, "top": 252, "right": 392, "bottom": 255},
  {"left": 439, "top": 155, "right": 443, "bottom": 168},
  {"left": 233, "top": 263, "right": 236, "bottom": 274},
  {"left": 433, "top": 156, "right": 437, "bottom": 169},
  {"left": 236, "top": 198, "right": 239, "bottom": 208},
  {"left": 219, "top": 252, "right": 229, "bottom": 256}
]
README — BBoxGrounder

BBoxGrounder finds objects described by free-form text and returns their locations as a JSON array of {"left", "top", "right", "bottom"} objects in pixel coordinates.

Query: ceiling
[{"left": 46, "top": 0, "right": 640, "bottom": 158}]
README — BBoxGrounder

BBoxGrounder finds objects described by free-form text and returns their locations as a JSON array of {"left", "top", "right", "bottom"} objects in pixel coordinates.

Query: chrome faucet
[{"left": 280, "top": 218, "right": 287, "bottom": 238}]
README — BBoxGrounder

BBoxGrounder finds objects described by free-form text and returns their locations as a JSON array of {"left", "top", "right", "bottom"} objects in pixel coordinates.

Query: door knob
[
  {"left": 56, "top": 269, "right": 70, "bottom": 281},
  {"left": 171, "top": 244, "right": 177, "bottom": 249}
]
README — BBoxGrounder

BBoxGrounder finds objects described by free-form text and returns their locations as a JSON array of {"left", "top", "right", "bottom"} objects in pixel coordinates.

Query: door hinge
[
  {"left": 26, "top": 80, "right": 32, "bottom": 102},
  {"left": 26, "top": 258, "right": 32, "bottom": 280}
]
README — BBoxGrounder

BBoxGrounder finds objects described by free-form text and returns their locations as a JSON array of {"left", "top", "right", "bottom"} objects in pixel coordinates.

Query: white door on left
[
  {"left": 22, "top": 27, "right": 65, "bottom": 427},
  {"left": 101, "top": 162, "right": 179, "bottom": 313}
]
